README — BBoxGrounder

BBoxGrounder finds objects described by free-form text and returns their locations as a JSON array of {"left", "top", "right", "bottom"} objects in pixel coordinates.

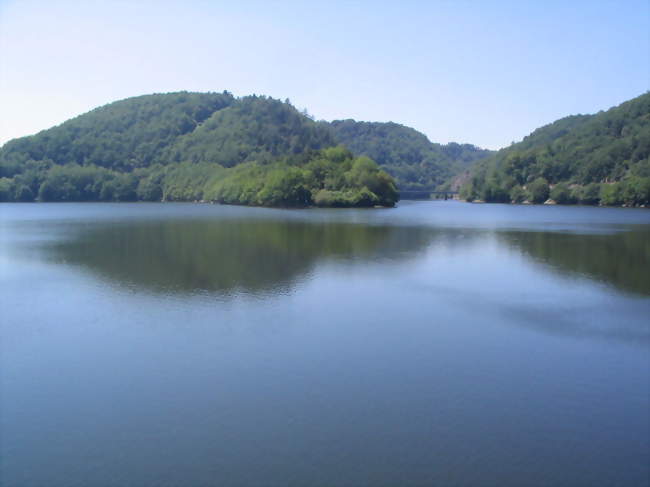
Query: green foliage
[
  {"left": 204, "top": 147, "right": 398, "bottom": 207},
  {"left": 549, "top": 183, "right": 575, "bottom": 204},
  {"left": 466, "top": 92, "right": 650, "bottom": 206},
  {"left": 163, "top": 96, "right": 335, "bottom": 168},
  {"left": 600, "top": 183, "right": 623, "bottom": 206},
  {"left": 1, "top": 92, "right": 234, "bottom": 173},
  {"left": 528, "top": 178, "right": 550, "bottom": 204},
  {"left": 161, "top": 162, "right": 223, "bottom": 201},
  {"left": 509, "top": 185, "right": 530, "bottom": 203},
  {"left": 620, "top": 176, "right": 650, "bottom": 206},
  {"left": 14, "top": 184, "right": 34, "bottom": 202},
  {"left": 136, "top": 171, "right": 164, "bottom": 201},
  {"left": 330, "top": 120, "right": 492, "bottom": 191},
  {"left": 573, "top": 183, "right": 601, "bottom": 205},
  {"left": 0, "top": 178, "right": 15, "bottom": 202},
  {"left": 0, "top": 93, "right": 400, "bottom": 207},
  {"left": 37, "top": 165, "right": 108, "bottom": 201},
  {"left": 481, "top": 179, "right": 510, "bottom": 203},
  {"left": 459, "top": 182, "right": 476, "bottom": 202}
]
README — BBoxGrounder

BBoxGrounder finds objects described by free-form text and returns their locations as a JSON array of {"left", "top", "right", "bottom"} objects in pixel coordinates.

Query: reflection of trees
[
  {"left": 40, "top": 215, "right": 650, "bottom": 299},
  {"left": 500, "top": 228, "right": 650, "bottom": 296},
  {"left": 45, "top": 219, "right": 437, "bottom": 296}
]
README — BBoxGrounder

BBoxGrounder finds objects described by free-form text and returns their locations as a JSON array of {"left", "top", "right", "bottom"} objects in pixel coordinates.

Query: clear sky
[{"left": 1, "top": 0, "right": 648, "bottom": 149}]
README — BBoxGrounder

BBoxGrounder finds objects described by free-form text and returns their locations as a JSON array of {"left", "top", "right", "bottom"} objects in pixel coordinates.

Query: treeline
[
  {"left": 461, "top": 92, "right": 650, "bottom": 206},
  {"left": 0, "top": 147, "right": 398, "bottom": 207},
  {"left": 460, "top": 177, "right": 650, "bottom": 206},
  {"left": 330, "top": 120, "right": 492, "bottom": 191}
]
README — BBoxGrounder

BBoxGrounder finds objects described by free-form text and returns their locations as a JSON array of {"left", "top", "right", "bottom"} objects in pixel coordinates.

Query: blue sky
[{"left": 1, "top": 0, "right": 648, "bottom": 149}]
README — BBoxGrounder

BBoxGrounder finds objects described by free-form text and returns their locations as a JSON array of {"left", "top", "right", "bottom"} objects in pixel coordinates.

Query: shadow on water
[
  {"left": 38, "top": 219, "right": 440, "bottom": 297},
  {"left": 499, "top": 227, "right": 650, "bottom": 296}
]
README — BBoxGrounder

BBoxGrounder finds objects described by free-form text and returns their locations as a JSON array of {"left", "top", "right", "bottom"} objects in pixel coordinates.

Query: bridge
[{"left": 399, "top": 190, "right": 460, "bottom": 200}]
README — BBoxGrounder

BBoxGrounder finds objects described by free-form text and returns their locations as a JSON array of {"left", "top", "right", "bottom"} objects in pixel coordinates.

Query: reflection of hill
[
  {"left": 37, "top": 215, "right": 650, "bottom": 298},
  {"left": 45, "top": 219, "right": 437, "bottom": 296},
  {"left": 500, "top": 228, "right": 650, "bottom": 296}
]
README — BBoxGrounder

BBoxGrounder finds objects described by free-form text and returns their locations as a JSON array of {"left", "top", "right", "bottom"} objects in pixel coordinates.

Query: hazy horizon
[{"left": 1, "top": 0, "right": 648, "bottom": 150}]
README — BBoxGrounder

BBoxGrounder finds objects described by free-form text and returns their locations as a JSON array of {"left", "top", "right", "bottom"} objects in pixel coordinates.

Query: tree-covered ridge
[
  {"left": 0, "top": 91, "right": 235, "bottom": 175},
  {"left": 329, "top": 120, "right": 492, "bottom": 191},
  {"left": 462, "top": 92, "right": 650, "bottom": 206},
  {"left": 160, "top": 96, "right": 336, "bottom": 167}
]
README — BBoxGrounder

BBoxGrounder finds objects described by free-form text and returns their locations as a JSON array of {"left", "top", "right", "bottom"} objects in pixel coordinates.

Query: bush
[
  {"left": 600, "top": 183, "right": 623, "bottom": 206},
  {"left": 482, "top": 181, "right": 510, "bottom": 202},
  {"left": 621, "top": 176, "right": 650, "bottom": 206},
  {"left": 0, "top": 178, "right": 15, "bottom": 201},
  {"left": 459, "top": 183, "right": 475, "bottom": 202},
  {"left": 528, "top": 177, "right": 550, "bottom": 203},
  {"left": 549, "top": 183, "right": 575, "bottom": 204},
  {"left": 14, "top": 184, "right": 34, "bottom": 202},
  {"left": 574, "top": 183, "right": 601, "bottom": 205},
  {"left": 509, "top": 185, "right": 529, "bottom": 203}
]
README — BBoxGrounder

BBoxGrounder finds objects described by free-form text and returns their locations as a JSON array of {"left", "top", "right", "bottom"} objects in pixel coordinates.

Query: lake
[{"left": 1, "top": 201, "right": 649, "bottom": 486}]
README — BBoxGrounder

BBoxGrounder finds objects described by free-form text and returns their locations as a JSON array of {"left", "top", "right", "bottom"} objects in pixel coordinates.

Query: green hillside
[
  {"left": 0, "top": 92, "right": 235, "bottom": 173},
  {"left": 160, "top": 95, "right": 336, "bottom": 167},
  {"left": 330, "top": 120, "right": 492, "bottom": 191},
  {"left": 461, "top": 92, "right": 650, "bottom": 206},
  {"left": 0, "top": 93, "right": 396, "bottom": 207}
]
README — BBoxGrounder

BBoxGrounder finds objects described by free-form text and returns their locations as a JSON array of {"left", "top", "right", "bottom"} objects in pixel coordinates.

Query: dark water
[{"left": 1, "top": 201, "right": 649, "bottom": 487}]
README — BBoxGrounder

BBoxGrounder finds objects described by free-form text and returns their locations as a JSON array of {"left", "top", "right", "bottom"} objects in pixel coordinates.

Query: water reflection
[
  {"left": 41, "top": 219, "right": 439, "bottom": 296},
  {"left": 28, "top": 216, "right": 650, "bottom": 299},
  {"left": 500, "top": 228, "right": 650, "bottom": 296}
]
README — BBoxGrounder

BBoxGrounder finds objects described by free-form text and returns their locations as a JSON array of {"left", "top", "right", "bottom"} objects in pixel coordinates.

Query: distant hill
[
  {"left": 330, "top": 120, "right": 492, "bottom": 191},
  {"left": 461, "top": 92, "right": 650, "bottom": 206}
]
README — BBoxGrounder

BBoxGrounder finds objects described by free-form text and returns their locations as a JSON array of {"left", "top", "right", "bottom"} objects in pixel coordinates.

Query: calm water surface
[{"left": 1, "top": 201, "right": 649, "bottom": 486}]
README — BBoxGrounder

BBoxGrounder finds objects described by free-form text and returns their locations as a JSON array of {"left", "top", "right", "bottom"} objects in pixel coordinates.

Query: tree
[
  {"left": 509, "top": 185, "right": 529, "bottom": 203},
  {"left": 621, "top": 176, "right": 650, "bottom": 206},
  {"left": 528, "top": 178, "right": 550, "bottom": 203},
  {"left": 0, "top": 178, "right": 15, "bottom": 201},
  {"left": 14, "top": 185, "right": 34, "bottom": 202},
  {"left": 575, "top": 183, "right": 601, "bottom": 205},
  {"left": 600, "top": 183, "right": 623, "bottom": 206},
  {"left": 549, "top": 183, "right": 575, "bottom": 204}
]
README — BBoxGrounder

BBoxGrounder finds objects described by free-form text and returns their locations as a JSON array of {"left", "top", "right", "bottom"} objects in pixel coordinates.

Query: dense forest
[
  {"left": 460, "top": 92, "right": 650, "bottom": 206},
  {"left": 330, "top": 120, "right": 492, "bottom": 191},
  {"left": 0, "top": 93, "right": 396, "bottom": 207},
  {"left": 3, "top": 90, "right": 648, "bottom": 207}
]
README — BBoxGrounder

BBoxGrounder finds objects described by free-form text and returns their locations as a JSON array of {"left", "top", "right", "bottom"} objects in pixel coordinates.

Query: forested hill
[
  {"left": 1, "top": 92, "right": 236, "bottom": 172},
  {"left": 0, "top": 92, "right": 397, "bottom": 207},
  {"left": 461, "top": 92, "right": 650, "bottom": 206},
  {"left": 0, "top": 90, "right": 494, "bottom": 204},
  {"left": 0, "top": 92, "right": 335, "bottom": 173},
  {"left": 330, "top": 120, "right": 493, "bottom": 191}
]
